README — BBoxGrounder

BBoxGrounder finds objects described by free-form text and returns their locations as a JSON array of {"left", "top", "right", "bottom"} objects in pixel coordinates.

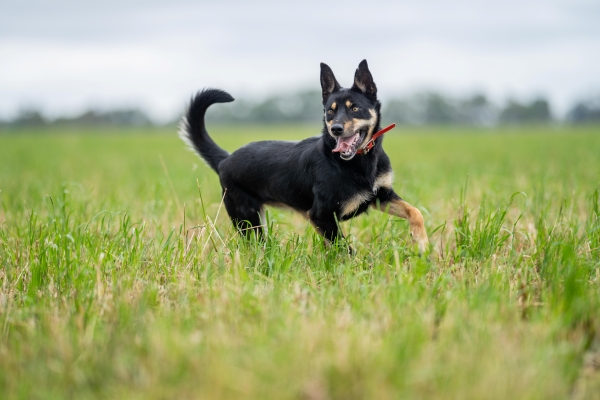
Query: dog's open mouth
[{"left": 332, "top": 130, "right": 366, "bottom": 160}]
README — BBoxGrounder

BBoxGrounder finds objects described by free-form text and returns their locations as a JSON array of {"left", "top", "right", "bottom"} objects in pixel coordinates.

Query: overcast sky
[{"left": 1, "top": 0, "right": 599, "bottom": 121}]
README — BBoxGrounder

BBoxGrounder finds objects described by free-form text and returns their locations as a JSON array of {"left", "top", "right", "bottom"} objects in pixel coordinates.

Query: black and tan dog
[{"left": 180, "top": 60, "right": 429, "bottom": 253}]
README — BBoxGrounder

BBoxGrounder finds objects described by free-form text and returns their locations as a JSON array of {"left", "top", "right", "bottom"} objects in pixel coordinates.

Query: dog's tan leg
[{"left": 372, "top": 199, "right": 429, "bottom": 254}]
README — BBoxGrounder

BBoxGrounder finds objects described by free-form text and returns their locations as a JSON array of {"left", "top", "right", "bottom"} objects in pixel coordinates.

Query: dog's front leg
[
  {"left": 307, "top": 206, "right": 347, "bottom": 248},
  {"left": 308, "top": 216, "right": 340, "bottom": 244},
  {"left": 371, "top": 189, "right": 429, "bottom": 254}
]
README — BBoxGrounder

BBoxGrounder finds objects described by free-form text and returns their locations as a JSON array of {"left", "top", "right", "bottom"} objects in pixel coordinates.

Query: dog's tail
[{"left": 179, "top": 88, "right": 234, "bottom": 173}]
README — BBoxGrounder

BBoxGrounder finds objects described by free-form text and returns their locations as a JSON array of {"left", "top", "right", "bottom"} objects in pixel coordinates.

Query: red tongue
[{"left": 332, "top": 134, "right": 357, "bottom": 153}]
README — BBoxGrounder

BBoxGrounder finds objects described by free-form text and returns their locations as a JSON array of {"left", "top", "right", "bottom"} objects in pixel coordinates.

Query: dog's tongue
[{"left": 332, "top": 135, "right": 356, "bottom": 153}]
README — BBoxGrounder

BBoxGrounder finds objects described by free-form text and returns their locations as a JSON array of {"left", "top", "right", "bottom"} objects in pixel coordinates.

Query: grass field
[{"left": 1, "top": 124, "right": 599, "bottom": 399}]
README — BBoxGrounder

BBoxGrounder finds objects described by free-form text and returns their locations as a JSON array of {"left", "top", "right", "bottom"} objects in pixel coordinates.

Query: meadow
[{"left": 1, "top": 124, "right": 599, "bottom": 399}]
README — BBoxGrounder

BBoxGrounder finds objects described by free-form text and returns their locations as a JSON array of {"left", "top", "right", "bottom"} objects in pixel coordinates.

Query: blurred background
[{"left": 1, "top": 0, "right": 599, "bottom": 128}]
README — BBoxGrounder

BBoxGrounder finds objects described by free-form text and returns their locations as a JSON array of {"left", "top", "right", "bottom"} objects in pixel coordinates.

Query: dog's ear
[
  {"left": 351, "top": 59, "right": 377, "bottom": 101},
  {"left": 320, "top": 63, "right": 340, "bottom": 103}
]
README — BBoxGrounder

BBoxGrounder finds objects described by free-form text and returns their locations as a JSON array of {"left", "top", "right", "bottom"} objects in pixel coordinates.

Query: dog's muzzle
[{"left": 332, "top": 130, "right": 366, "bottom": 160}]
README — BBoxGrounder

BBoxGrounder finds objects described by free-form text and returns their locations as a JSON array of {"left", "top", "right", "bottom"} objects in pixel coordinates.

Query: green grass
[{"left": 1, "top": 125, "right": 599, "bottom": 399}]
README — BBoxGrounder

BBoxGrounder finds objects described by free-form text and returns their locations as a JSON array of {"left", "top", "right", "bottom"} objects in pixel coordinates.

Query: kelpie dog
[{"left": 180, "top": 60, "right": 429, "bottom": 253}]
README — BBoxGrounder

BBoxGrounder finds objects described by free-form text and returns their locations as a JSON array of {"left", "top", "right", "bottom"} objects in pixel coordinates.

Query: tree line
[{"left": 2, "top": 91, "right": 600, "bottom": 127}]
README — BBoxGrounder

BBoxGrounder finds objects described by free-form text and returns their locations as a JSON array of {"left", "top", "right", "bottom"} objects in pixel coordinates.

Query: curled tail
[{"left": 179, "top": 88, "right": 234, "bottom": 173}]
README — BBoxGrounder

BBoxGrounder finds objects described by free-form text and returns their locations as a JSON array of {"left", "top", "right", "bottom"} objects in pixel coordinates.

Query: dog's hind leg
[
  {"left": 222, "top": 186, "right": 264, "bottom": 240},
  {"left": 371, "top": 189, "right": 429, "bottom": 254},
  {"left": 232, "top": 214, "right": 264, "bottom": 239}
]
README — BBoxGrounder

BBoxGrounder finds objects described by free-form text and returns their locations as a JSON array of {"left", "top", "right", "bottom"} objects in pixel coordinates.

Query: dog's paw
[
  {"left": 417, "top": 236, "right": 429, "bottom": 256},
  {"left": 410, "top": 229, "right": 429, "bottom": 256}
]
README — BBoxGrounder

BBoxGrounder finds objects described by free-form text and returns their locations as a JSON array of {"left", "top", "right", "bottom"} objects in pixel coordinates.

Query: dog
[{"left": 179, "top": 60, "right": 429, "bottom": 253}]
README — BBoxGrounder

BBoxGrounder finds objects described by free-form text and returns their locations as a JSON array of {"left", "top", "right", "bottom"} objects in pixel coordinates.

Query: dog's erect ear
[
  {"left": 351, "top": 59, "right": 377, "bottom": 101},
  {"left": 320, "top": 63, "right": 341, "bottom": 103}
]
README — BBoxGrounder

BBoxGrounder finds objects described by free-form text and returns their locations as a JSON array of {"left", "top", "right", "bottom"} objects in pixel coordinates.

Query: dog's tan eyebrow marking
[
  {"left": 341, "top": 191, "right": 373, "bottom": 218},
  {"left": 373, "top": 171, "right": 394, "bottom": 192},
  {"left": 346, "top": 100, "right": 352, "bottom": 108},
  {"left": 331, "top": 102, "right": 337, "bottom": 110}
]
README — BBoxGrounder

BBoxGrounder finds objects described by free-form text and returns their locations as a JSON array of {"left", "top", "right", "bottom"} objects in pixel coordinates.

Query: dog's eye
[
  {"left": 327, "top": 109, "right": 334, "bottom": 115},
  {"left": 352, "top": 106, "right": 359, "bottom": 112}
]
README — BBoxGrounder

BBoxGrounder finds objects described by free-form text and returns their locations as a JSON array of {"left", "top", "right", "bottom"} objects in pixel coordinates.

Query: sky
[{"left": 1, "top": 0, "right": 599, "bottom": 122}]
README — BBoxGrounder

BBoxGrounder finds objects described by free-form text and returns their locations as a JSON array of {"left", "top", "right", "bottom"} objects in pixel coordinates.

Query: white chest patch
[
  {"left": 340, "top": 172, "right": 395, "bottom": 218},
  {"left": 341, "top": 191, "right": 373, "bottom": 218},
  {"left": 373, "top": 171, "right": 394, "bottom": 193}
]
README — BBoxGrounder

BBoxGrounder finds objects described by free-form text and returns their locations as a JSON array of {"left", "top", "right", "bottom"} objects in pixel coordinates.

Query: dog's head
[{"left": 320, "top": 60, "right": 381, "bottom": 161}]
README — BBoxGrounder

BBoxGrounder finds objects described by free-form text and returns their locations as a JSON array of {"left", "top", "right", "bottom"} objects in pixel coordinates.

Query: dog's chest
[{"left": 338, "top": 171, "right": 394, "bottom": 218}]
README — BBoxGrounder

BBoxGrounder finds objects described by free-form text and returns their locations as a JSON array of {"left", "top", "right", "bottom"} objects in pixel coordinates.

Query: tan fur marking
[
  {"left": 331, "top": 102, "right": 337, "bottom": 110},
  {"left": 341, "top": 191, "right": 373, "bottom": 218},
  {"left": 357, "top": 109, "right": 378, "bottom": 149},
  {"left": 374, "top": 171, "right": 394, "bottom": 192},
  {"left": 367, "top": 109, "right": 377, "bottom": 133},
  {"left": 368, "top": 109, "right": 377, "bottom": 121},
  {"left": 325, "top": 118, "right": 336, "bottom": 138},
  {"left": 346, "top": 100, "right": 352, "bottom": 108},
  {"left": 371, "top": 198, "right": 429, "bottom": 253}
]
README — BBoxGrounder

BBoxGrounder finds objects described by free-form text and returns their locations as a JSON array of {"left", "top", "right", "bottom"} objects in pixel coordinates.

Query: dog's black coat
[{"left": 180, "top": 60, "right": 403, "bottom": 242}]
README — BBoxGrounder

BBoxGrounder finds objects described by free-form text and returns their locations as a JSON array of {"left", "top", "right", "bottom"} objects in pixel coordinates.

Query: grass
[{"left": 1, "top": 124, "right": 599, "bottom": 399}]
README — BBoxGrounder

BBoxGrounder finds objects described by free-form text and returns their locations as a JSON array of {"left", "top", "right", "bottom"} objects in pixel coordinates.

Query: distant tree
[
  {"left": 459, "top": 94, "right": 498, "bottom": 126},
  {"left": 12, "top": 108, "right": 46, "bottom": 126},
  {"left": 499, "top": 98, "right": 552, "bottom": 124},
  {"left": 295, "top": 90, "right": 323, "bottom": 123},
  {"left": 106, "top": 109, "right": 152, "bottom": 126},
  {"left": 384, "top": 92, "right": 459, "bottom": 125},
  {"left": 205, "top": 90, "right": 322, "bottom": 124},
  {"left": 252, "top": 97, "right": 289, "bottom": 123},
  {"left": 384, "top": 92, "right": 499, "bottom": 126},
  {"left": 530, "top": 99, "right": 552, "bottom": 121},
  {"left": 383, "top": 98, "right": 420, "bottom": 125},
  {"left": 54, "top": 109, "right": 152, "bottom": 126},
  {"left": 422, "top": 93, "right": 457, "bottom": 124},
  {"left": 567, "top": 96, "right": 600, "bottom": 123}
]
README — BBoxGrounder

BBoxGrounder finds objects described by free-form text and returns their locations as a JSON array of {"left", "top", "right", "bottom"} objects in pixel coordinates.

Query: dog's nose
[{"left": 331, "top": 124, "right": 344, "bottom": 136}]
